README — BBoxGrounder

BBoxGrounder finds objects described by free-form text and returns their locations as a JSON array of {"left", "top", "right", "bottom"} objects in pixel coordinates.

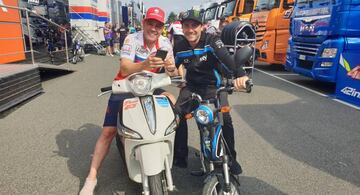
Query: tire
[
  {"left": 221, "top": 21, "right": 255, "bottom": 46},
  {"left": 202, "top": 175, "right": 241, "bottom": 195},
  {"left": 71, "top": 56, "right": 77, "bottom": 64},
  {"left": 149, "top": 171, "right": 168, "bottom": 195}
]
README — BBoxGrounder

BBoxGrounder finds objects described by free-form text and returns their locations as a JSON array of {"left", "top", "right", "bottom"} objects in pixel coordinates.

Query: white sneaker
[{"left": 79, "top": 178, "right": 97, "bottom": 195}]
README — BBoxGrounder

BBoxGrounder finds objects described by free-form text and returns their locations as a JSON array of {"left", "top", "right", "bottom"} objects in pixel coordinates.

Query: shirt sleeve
[
  {"left": 208, "top": 34, "right": 246, "bottom": 78},
  {"left": 120, "top": 34, "right": 136, "bottom": 61}
]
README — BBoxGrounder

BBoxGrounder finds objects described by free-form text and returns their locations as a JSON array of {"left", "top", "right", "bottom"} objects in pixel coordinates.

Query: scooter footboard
[{"left": 135, "top": 142, "right": 170, "bottom": 176}]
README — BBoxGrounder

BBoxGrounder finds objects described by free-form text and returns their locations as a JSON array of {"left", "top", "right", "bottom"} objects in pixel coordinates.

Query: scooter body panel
[
  {"left": 122, "top": 95, "right": 175, "bottom": 138},
  {"left": 118, "top": 95, "right": 176, "bottom": 183},
  {"left": 120, "top": 130, "right": 175, "bottom": 183},
  {"left": 135, "top": 142, "right": 170, "bottom": 176}
]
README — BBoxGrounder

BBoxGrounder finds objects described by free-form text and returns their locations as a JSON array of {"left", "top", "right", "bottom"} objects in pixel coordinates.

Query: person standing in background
[
  {"left": 112, "top": 24, "right": 121, "bottom": 55},
  {"left": 104, "top": 22, "right": 113, "bottom": 56},
  {"left": 113, "top": 29, "right": 121, "bottom": 55},
  {"left": 119, "top": 24, "right": 128, "bottom": 49}
]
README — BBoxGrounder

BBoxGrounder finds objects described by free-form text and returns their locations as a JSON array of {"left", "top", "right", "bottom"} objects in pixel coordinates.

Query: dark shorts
[
  {"left": 103, "top": 88, "right": 166, "bottom": 127},
  {"left": 105, "top": 38, "right": 113, "bottom": 47}
]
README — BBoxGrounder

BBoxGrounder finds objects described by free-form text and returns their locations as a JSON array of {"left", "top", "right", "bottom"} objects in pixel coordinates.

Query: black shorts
[{"left": 103, "top": 88, "right": 166, "bottom": 127}]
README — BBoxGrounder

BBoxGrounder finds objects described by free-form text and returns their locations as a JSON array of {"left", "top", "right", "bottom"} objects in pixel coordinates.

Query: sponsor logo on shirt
[
  {"left": 121, "top": 44, "right": 132, "bottom": 56},
  {"left": 199, "top": 55, "right": 207, "bottom": 62},
  {"left": 136, "top": 46, "right": 148, "bottom": 55}
]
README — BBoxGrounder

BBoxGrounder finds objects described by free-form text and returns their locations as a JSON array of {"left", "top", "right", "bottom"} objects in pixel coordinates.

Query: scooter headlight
[
  {"left": 165, "top": 118, "right": 178, "bottom": 136},
  {"left": 194, "top": 105, "right": 214, "bottom": 125},
  {"left": 118, "top": 127, "right": 143, "bottom": 140},
  {"left": 128, "top": 73, "right": 152, "bottom": 96}
]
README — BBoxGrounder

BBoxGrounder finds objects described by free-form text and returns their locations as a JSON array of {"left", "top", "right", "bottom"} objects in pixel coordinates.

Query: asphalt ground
[{"left": 0, "top": 55, "right": 359, "bottom": 195}]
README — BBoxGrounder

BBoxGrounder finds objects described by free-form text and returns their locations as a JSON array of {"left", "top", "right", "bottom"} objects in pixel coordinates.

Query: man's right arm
[{"left": 119, "top": 58, "right": 146, "bottom": 77}]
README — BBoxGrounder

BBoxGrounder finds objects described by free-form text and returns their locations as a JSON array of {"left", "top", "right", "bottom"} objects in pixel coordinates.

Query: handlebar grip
[
  {"left": 245, "top": 80, "right": 253, "bottom": 93},
  {"left": 100, "top": 86, "right": 112, "bottom": 92}
]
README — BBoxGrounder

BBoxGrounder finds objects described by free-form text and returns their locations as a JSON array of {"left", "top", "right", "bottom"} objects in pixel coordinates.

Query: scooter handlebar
[
  {"left": 100, "top": 86, "right": 112, "bottom": 92},
  {"left": 245, "top": 79, "right": 253, "bottom": 93}
]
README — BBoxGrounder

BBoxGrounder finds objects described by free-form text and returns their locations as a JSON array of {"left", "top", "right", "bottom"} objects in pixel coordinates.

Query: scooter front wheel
[
  {"left": 148, "top": 171, "right": 168, "bottom": 195},
  {"left": 202, "top": 175, "right": 241, "bottom": 195}
]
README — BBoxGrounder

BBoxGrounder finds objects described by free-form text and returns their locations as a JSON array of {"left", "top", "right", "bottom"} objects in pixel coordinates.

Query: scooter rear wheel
[{"left": 149, "top": 171, "right": 168, "bottom": 195}]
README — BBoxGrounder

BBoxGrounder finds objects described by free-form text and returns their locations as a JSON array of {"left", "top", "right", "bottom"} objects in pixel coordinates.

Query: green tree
[{"left": 166, "top": 12, "right": 177, "bottom": 24}]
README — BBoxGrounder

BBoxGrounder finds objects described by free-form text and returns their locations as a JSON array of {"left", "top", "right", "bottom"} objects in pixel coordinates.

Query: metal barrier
[
  {"left": 69, "top": 6, "right": 105, "bottom": 54},
  {"left": 0, "top": 3, "right": 70, "bottom": 68}
]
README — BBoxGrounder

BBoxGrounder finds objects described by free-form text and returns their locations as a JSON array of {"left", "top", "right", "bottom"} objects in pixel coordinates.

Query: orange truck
[
  {"left": 221, "top": 0, "right": 257, "bottom": 23},
  {"left": 0, "top": 0, "right": 25, "bottom": 64},
  {"left": 251, "top": 0, "right": 294, "bottom": 65}
]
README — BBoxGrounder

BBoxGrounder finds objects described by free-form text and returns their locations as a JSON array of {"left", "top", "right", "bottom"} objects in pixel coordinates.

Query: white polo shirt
[{"left": 115, "top": 31, "right": 174, "bottom": 80}]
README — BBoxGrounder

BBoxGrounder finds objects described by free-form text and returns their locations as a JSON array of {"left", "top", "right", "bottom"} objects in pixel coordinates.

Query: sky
[{"left": 124, "top": 0, "right": 213, "bottom": 16}]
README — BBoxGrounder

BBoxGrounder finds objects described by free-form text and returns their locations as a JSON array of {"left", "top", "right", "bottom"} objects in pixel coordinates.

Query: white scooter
[{"left": 99, "top": 72, "right": 182, "bottom": 195}]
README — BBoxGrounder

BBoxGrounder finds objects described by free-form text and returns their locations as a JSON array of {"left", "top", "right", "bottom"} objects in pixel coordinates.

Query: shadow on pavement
[
  {"left": 54, "top": 123, "right": 142, "bottom": 195},
  {"left": 255, "top": 63, "right": 286, "bottom": 72},
  {"left": 233, "top": 101, "right": 360, "bottom": 187},
  {"left": 239, "top": 176, "right": 286, "bottom": 195},
  {"left": 40, "top": 69, "right": 73, "bottom": 82},
  {"left": 171, "top": 147, "right": 203, "bottom": 194},
  {"left": 172, "top": 147, "right": 285, "bottom": 195}
]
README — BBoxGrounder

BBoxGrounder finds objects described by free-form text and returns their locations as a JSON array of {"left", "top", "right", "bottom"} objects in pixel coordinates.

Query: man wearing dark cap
[
  {"left": 172, "top": 9, "right": 249, "bottom": 176},
  {"left": 79, "top": 7, "right": 177, "bottom": 195}
]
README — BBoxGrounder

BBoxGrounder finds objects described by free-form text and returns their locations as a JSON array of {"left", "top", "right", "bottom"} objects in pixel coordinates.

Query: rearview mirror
[{"left": 234, "top": 45, "right": 253, "bottom": 66}]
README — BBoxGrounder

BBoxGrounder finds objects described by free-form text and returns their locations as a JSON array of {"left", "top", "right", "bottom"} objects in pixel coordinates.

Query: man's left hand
[{"left": 233, "top": 75, "right": 250, "bottom": 90}]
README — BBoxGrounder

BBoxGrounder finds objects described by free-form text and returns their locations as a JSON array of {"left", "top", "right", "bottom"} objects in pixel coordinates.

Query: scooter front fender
[{"left": 135, "top": 142, "right": 170, "bottom": 176}]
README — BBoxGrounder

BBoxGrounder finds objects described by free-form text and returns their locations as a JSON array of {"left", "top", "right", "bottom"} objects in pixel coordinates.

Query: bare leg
[
  {"left": 161, "top": 92, "right": 176, "bottom": 105},
  {"left": 87, "top": 126, "right": 117, "bottom": 179},
  {"left": 79, "top": 126, "right": 116, "bottom": 195}
]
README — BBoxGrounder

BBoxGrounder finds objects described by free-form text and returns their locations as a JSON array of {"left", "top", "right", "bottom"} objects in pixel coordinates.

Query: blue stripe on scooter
[{"left": 212, "top": 124, "right": 222, "bottom": 160}]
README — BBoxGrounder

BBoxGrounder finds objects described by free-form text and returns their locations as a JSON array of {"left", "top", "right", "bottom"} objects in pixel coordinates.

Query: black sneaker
[
  {"left": 173, "top": 157, "right": 188, "bottom": 168},
  {"left": 229, "top": 160, "right": 243, "bottom": 175}
]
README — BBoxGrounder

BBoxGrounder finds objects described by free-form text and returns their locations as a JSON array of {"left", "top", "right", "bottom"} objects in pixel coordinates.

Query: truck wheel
[
  {"left": 149, "top": 171, "right": 168, "bottom": 195},
  {"left": 202, "top": 175, "right": 241, "bottom": 195}
]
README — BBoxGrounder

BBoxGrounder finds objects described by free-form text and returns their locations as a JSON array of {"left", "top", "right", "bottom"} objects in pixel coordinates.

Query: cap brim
[
  {"left": 144, "top": 17, "right": 165, "bottom": 24},
  {"left": 181, "top": 18, "right": 203, "bottom": 24}
]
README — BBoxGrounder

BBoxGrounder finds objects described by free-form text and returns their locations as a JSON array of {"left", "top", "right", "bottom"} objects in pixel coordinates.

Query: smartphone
[{"left": 155, "top": 49, "right": 168, "bottom": 61}]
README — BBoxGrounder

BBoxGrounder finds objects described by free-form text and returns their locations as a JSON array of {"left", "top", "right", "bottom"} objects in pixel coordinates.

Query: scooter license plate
[{"left": 298, "top": 54, "right": 306, "bottom": 60}]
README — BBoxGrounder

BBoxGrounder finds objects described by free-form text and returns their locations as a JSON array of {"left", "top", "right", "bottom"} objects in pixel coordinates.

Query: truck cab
[
  {"left": 286, "top": 0, "right": 360, "bottom": 83},
  {"left": 221, "top": 0, "right": 257, "bottom": 23},
  {"left": 287, "top": 0, "right": 360, "bottom": 106},
  {"left": 203, "top": 2, "right": 225, "bottom": 29},
  {"left": 251, "top": 0, "right": 294, "bottom": 65}
]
